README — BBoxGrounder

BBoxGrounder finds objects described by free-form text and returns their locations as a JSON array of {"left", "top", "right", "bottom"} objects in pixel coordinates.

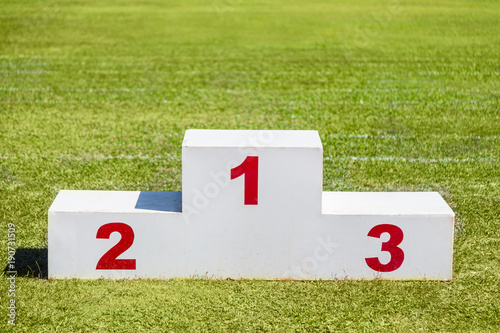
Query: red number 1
[
  {"left": 231, "top": 156, "right": 258, "bottom": 205},
  {"left": 365, "top": 224, "right": 404, "bottom": 272}
]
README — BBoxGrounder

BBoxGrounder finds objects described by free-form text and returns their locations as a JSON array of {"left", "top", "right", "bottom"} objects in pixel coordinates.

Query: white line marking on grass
[
  {"left": 2, "top": 55, "right": 499, "bottom": 64},
  {"left": 0, "top": 154, "right": 178, "bottom": 161},
  {"left": 325, "top": 156, "right": 499, "bottom": 163},
  {"left": 1, "top": 99, "right": 497, "bottom": 106},
  {"left": 1, "top": 87, "right": 498, "bottom": 94},
  {"left": 0, "top": 155, "right": 496, "bottom": 163},
  {"left": 326, "top": 134, "right": 499, "bottom": 140},
  {"left": 0, "top": 69, "right": 496, "bottom": 76},
  {"left": 60, "top": 154, "right": 173, "bottom": 161}
]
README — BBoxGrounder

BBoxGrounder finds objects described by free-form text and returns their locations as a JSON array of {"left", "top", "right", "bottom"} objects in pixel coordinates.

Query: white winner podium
[{"left": 49, "top": 130, "right": 454, "bottom": 280}]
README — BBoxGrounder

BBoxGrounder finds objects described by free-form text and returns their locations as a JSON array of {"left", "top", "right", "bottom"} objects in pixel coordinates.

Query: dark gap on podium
[
  {"left": 135, "top": 191, "right": 182, "bottom": 212},
  {"left": 4, "top": 248, "right": 48, "bottom": 279}
]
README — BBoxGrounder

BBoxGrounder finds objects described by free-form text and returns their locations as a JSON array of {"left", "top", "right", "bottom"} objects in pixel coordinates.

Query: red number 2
[
  {"left": 231, "top": 156, "right": 259, "bottom": 205},
  {"left": 96, "top": 223, "right": 136, "bottom": 270},
  {"left": 365, "top": 224, "right": 404, "bottom": 272}
]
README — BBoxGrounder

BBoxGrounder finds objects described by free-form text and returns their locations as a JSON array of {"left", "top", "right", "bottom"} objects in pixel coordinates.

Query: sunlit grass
[{"left": 1, "top": 0, "right": 499, "bottom": 331}]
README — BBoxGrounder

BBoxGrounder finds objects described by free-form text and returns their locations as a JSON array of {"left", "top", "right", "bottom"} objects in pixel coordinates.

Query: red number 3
[
  {"left": 96, "top": 223, "right": 136, "bottom": 270},
  {"left": 365, "top": 224, "right": 404, "bottom": 272}
]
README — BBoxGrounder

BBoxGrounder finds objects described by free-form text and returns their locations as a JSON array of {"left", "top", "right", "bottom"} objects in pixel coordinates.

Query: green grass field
[{"left": 1, "top": 0, "right": 499, "bottom": 331}]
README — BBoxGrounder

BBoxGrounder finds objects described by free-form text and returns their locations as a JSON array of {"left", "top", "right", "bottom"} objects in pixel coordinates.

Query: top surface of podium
[
  {"left": 322, "top": 192, "right": 455, "bottom": 216},
  {"left": 182, "top": 129, "right": 323, "bottom": 148}
]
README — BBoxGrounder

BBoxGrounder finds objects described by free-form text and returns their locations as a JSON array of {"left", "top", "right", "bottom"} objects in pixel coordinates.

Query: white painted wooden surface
[{"left": 49, "top": 130, "right": 454, "bottom": 280}]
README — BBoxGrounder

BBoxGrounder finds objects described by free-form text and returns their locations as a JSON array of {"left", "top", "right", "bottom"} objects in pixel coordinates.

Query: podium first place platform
[{"left": 49, "top": 130, "right": 454, "bottom": 280}]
